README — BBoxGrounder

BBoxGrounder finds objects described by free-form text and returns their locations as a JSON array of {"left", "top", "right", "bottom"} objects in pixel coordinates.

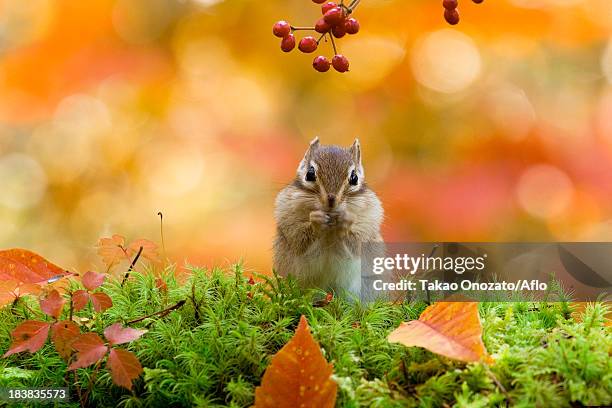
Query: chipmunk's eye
[
  {"left": 349, "top": 170, "right": 358, "bottom": 186},
  {"left": 306, "top": 166, "right": 316, "bottom": 182}
]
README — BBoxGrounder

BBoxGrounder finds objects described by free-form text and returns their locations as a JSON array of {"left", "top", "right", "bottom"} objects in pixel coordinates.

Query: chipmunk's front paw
[
  {"left": 329, "top": 209, "right": 354, "bottom": 231},
  {"left": 309, "top": 210, "right": 329, "bottom": 228}
]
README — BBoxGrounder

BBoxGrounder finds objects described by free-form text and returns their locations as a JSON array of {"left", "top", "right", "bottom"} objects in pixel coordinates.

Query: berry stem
[
  {"left": 291, "top": 26, "right": 316, "bottom": 31},
  {"left": 348, "top": 0, "right": 361, "bottom": 12},
  {"left": 316, "top": 32, "right": 327, "bottom": 45},
  {"left": 329, "top": 32, "right": 338, "bottom": 55}
]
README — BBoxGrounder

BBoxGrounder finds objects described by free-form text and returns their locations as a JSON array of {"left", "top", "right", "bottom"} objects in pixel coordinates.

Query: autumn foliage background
[{"left": 1, "top": 0, "right": 612, "bottom": 275}]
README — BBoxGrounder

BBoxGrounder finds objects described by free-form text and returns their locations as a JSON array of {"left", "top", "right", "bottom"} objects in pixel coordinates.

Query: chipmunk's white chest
[{"left": 296, "top": 241, "right": 362, "bottom": 296}]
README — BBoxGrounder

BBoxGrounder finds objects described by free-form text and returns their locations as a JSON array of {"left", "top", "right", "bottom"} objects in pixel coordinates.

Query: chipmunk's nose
[{"left": 327, "top": 194, "right": 336, "bottom": 208}]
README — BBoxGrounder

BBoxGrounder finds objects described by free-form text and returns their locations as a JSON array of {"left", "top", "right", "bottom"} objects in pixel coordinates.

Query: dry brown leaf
[
  {"left": 254, "top": 315, "right": 337, "bottom": 408},
  {"left": 388, "top": 301, "right": 492, "bottom": 363}
]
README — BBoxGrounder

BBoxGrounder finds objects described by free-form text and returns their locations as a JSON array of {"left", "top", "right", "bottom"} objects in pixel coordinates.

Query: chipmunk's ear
[
  {"left": 350, "top": 138, "right": 361, "bottom": 165},
  {"left": 297, "top": 137, "right": 320, "bottom": 173}
]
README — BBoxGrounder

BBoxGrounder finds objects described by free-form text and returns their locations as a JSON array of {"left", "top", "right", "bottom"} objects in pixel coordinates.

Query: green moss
[{"left": 0, "top": 265, "right": 610, "bottom": 407}]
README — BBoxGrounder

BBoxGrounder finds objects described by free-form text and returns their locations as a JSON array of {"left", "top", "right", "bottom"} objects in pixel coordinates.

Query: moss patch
[{"left": 0, "top": 265, "right": 610, "bottom": 407}]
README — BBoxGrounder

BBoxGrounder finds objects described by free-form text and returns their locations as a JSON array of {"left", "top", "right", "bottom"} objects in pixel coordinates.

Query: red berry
[
  {"left": 323, "top": 7, "right": 345, "bottom": 26},
  {"left": 321, "top": 2, "right": 337, "bottom": 14},
  {"left": 273, "top": 21, "right": 291, "bottom": 38},
  {"left": 298, "top": 36, "right": 318, "bottom": 53},
  {"left": 312, "top": 0, "right": 326, "bottom": 3},
  {"left": 280, "top": 34, "right": 296, "bottom": 52},
  {"left": 444, "top": 8, "right": 460, "bottom": 25},
  {"left": 442, "top": 0, "right": 458, "bottom": 10},
  {"left": 313, "top": 56, "right": 331, "bottom": 72},
  {"left": 344, "top": 18, "right": 360, "bottom": 34},
  {"left": 332, "top": 54, "right": 349, "bottom": 72},
  {"left": 332, "top": 24, "right": 346, "bottom": 38},
  {"left": 472, "top": 0, "right": 484, "bottom": 3},
  {"left": 315, "top": 18, "right": 331, "bottom": 33}
]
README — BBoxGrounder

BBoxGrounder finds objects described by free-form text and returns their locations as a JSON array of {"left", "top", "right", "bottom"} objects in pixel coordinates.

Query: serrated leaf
[
  {"left": 67, "top": 333, "right": 108, "bottom": 370},
  {"left": 3, "top": 321, "right": 50, "bottom": 357},
  {"left": 82, "top": 271, "right": 106, "bottom": 291},
  {"left": 39, "top": 289, "right": 65, "bottom": 319},
  {"left": 72, "top": 290, "right": 90, "bottom": 311},
  {"left": 51, "top": 321, "right": 80, "bottom": 360},
  {"left": 107, "top": 348, "right": 142, "bottom": 390},
  {"left": 254, "top": 315, "right": 337, "bottom": 408},
  {"left": 128, "top": 239, "right": 160, "bottom": 263},
  {"left": 91, "top": 292, "right": 112, "bottom": 312},
  {"left": 103, "top": 324, "right": 145, "bottom": 345},
  {"left": 96, "top": 235, "right": 128, "bottom": 268},
  {"left": 388, "top": 301, "right": 492, "bottom": 363}
]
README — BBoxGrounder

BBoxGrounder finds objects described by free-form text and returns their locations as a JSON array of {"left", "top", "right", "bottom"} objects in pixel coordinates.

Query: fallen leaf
[
  {"left": 254, "top": 315, "right": 337, "bottom": 408},
  {"left": 39, "top": 290, "right": 65, "bottom": 319},
  {"left": 68, "top": 333, "right": 108, "bottom": 370},
  {"left": 91, "top": 292, "right": 113, "bottom": 312},
  {"left": 107, "top": 348, "right": 142, "bottom": 390},
  {"left": 82, "top": 271, "right": 106, "bottom": 291},
  {"left": 3, "top": 321, "right": 51, "bottom": 357},
  {"left": 388, "top": 301, "right": 492, "bottom": 363},
  {"left": 104, "top": 324, "right": 146, "bottom": 345},
  {"left": 97, "top": 235, "right": 128, "bottom": 268},
  {"left": 0, "top": 249, "right": 69, "bottom": 284},
  {"left": 51, "top": 321, "right": 80, "bottom": 360}
]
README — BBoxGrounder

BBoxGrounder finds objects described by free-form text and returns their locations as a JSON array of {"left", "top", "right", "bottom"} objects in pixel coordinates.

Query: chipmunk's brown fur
[{"left": 273, "top": 137, "right": 384, "bottom": 298}]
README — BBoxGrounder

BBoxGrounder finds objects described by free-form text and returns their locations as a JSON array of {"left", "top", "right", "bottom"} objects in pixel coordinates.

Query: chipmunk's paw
[
  {"left": 328, "top": 209, "right": 354, "bottom": 231},
  {"left": 309, "top": 210, "right": 329, "bottom": 227}
]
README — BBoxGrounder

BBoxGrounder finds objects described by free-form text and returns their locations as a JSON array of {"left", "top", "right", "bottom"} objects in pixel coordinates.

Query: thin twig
[
  {"left": 127, "top": 300, "right": 186, "bottom": 325},
  {"left": 158, "top": 212, "right": 166, "bottom": 260},
  {"left": 122, "top": 246, "right": 143, "bottom": 287}
]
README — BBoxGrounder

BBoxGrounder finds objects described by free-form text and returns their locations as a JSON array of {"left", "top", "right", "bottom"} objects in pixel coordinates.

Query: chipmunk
[{"left": 273, "top": 137, "right": 385, "bottom": 299}]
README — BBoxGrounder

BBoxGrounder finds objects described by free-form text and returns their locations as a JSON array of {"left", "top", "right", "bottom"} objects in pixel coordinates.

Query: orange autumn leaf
[
  {"left": 0, "top": 281, "right": 42, "bottom": 308},
  {"left": 254, "top": 315, "right": 337, "bottom": 408},
  {"left": 107, "top": 348, "right": 143, "bottom": 390},
  {"left": 0, "top": 249, "right": 72, "bottom": 285},
  {"left": 388, "top": 301, "right": 492, "bottom": 364},
  {"left": 51, "top": 320, "right": 80, "bottom": 361},
  {"left": 128, "top": 239, "right": 160, "bottom": 263},
  {"left": 96, "top": 235, "right": 128, "bottom": 268}
]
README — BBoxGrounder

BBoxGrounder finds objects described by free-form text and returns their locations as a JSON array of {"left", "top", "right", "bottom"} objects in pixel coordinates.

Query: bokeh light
[{"left": 0, "top": 0, "right": 611, "bottom": 274}]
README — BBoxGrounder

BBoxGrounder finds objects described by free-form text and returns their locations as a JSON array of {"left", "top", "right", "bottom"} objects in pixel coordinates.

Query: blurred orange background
[{"left": 1, "top": 0, "right": 612, "bottom": 275}]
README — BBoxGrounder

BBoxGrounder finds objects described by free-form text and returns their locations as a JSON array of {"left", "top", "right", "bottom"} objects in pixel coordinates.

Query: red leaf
[
  {"left": 96, "top": 235, "right": 128, "bottom": 268},
  {"left": 155, "top": 278, "right": 167, "bottom": 294},
  {"left": 103, "top": 323, "right": 145, "bottom": 346},
  {"left": 67, "top": 333, "right": 108, "bottom": 370},
  {"left": 82, "top": 271, "right": 106, "bottom": 291},
  {"left": 107, "top": 348, "right": 142, "bottom": 390},
  {"left": 40, "top": 290, "right": 65, "bottom": 319},
  {"left": 3, "top": 321, "right": 50, "bottom": 357},
  {"left": 51, "top": 321, "right": 80, "bottom": 360},
  {"left": 128, "top": 239, "right": 160, "bottom": 263},
  {"left": 0, "top": 249, "right": 70, "bottom": 284},
  {"left": 91, "top": 292, "right": 113, "bottom": 312},
  {"left": 72, "top": 290, "right": 90, "bottom": 311}
]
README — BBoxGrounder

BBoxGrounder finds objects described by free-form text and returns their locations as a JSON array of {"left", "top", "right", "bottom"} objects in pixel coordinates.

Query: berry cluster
[
  {"left": 272, "top": 0, "right": 361, "bottom": 73},
  {"left": 443, "top": 0, "right": 484, "bottom": 25}
]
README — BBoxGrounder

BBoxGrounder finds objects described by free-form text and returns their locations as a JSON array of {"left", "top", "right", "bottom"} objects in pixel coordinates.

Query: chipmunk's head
[{"left": 295, "top": 137, "right": 365, "bottom": 210}]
